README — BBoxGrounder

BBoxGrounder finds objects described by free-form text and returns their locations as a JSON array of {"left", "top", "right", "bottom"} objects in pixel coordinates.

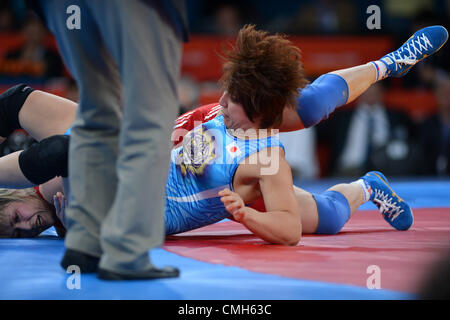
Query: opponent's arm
[
  {"left": 38, "top": 176, "right": 64, "bottom": 203},
  {"left": 220, "top": 150, "right": 302, "bottom": 246}
]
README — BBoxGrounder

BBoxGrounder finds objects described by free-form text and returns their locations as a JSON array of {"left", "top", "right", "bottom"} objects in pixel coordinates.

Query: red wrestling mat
[{"left": 164, "top": 208, "right": 450, "bottom": 293}]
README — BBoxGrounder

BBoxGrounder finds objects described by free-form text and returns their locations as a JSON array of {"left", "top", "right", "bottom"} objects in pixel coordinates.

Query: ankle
[
  {"left": 352, "top": 179, "right": 373, "bottom": 202},
  {"left": 368, "top": 61, "right": 388, "bottom": 81}
]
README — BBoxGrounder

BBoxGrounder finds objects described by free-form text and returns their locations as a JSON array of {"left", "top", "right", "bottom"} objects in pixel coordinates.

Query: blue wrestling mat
[{"left": 1, "top": 178, "right": 449, "bottom": 300}]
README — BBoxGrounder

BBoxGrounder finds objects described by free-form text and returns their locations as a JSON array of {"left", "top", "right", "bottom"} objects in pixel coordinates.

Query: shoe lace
[
  {"left": 373, "top": 189, "right": 404, "bottom": 222},
  {"left": 387, "top": 32, "right": 433, "bottom": 71}
]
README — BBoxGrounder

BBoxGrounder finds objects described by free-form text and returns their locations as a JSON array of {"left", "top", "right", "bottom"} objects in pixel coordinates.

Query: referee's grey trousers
[{"left": 41, "top": 0, "right": 182, "bottom": 273}]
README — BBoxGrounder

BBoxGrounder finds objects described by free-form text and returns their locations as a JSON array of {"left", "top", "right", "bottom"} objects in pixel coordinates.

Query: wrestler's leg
[
  {"left": 291, "top": 187, "right": 319, "bottom": 234},
  {"left": 294, "top": 169, "right": 415, "bottom": 234},
  {"left": 0, "top": 84, "right": 76, "bottom": 143},
  {"left": 0, "top": 130, "right": 70, "bottom": 189},
  {"left": 248, "top": 183, "right": 363, "bottom": 234},
  {"left": 327, "top": 182, "right": 366, "bottom": 215},
  {"left": 19, "top": 90, "right": 76, "bottom": 141},
  {"left": 292, "top": 182, "right": 364, "bottom": 234},
  {"left": 329, "top": 63, "right": 377, "bottom": 104},
  {"left": 291, "top": 65, "right": 376, "bottom": 130},
  {"left": 255, "top": 62, "right": 377, "bottom": 132},
  {"left": 292, "top": 26, "right": 448, "bottom": 130}
]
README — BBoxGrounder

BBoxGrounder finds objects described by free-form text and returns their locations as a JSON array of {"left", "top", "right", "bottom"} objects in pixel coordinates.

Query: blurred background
[{"left": 0, "top": 0, "right": 449, "bottom": 180}]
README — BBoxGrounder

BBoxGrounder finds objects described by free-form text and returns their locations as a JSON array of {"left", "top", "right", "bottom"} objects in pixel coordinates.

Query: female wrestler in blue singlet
[{"left": 2, "top": 24, "right": 446, "bottom": 241}]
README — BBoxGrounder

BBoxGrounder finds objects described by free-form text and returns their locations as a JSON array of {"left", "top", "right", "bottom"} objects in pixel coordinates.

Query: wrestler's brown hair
[{"left": 220, "top": 25, "right": 309, "bottom": 128}]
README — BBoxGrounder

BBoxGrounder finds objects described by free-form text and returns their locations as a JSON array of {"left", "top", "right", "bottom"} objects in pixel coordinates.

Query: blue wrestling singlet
[{"left": 165, "top": 115, "right": 284, "bottom": 235}]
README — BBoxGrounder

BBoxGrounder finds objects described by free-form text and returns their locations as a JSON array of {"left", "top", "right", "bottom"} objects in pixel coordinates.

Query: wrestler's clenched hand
[{"left": 219, "top": 188, "right": 245, "bottom": 222}]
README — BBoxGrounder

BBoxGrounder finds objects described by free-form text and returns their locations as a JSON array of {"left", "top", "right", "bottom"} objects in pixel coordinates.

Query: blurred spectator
[
  {"left": 322, "top": 83, "right": 417, "bottom": 177},
  {"left": 0, "top": 5, "right": 17, "bottom": 31},
  {"left": 195, "top": 0, "right": 259, "bottom": 36},
  {"left": 0, "top": 14, "right": 64, "bottom": 80},
  {"left": 212, "top": 3, "right": 242, "bottom": 36},
  {"left": 279, "top": 128, "right": 319, "bottom": 180},
  {"left": 385, "top": 0, "right": 433, "bottom": 18},
  {"left": 415, "top": 78, "right": 450, "bottom": 176},
  {"left": 178, "top": 76, "right": 200, "bottom": 115},
  {"left": 286, "top": 0, "right": 358, "bottom": 34},
  {"left": 385, "top": 0, "right": 434, "bottom": 34}
]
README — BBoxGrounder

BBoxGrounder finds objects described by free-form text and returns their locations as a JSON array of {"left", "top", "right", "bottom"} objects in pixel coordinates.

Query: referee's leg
[
  {"left": 87, "top": 0, "right": 182, "bottom": 274},
  {"left": 41, "top": 0, "right": 122, "bottom": 260}
]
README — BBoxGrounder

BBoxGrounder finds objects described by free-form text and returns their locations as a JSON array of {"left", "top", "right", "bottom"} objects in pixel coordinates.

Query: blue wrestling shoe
[
  {"left": 380, "top": 25, "right": 448, "bottom": 77},
  {"left": 361, "top": 171, "right": 413, "bottom": 231}
]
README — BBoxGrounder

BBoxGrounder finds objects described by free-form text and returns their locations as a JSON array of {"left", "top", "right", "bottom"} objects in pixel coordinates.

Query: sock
[
  {"left": 353, "top": 179, "right": 373, "bottom": 202},
  {"left": 369, "top": 61, "right": 388, "bottom": 81}
]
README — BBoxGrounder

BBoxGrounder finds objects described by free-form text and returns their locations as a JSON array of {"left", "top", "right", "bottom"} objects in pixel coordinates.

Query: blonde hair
[{"left": 0, "top": 188, "right": 52, "bottom": 238}]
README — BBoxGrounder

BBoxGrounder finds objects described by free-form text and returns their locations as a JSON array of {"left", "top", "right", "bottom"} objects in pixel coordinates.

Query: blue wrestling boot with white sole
[
  {"left": 380, "top": 25, "right": 448, "bottom": 77},
  {"left": 361, "top": 171, "right": 413, "bottom": 231}
]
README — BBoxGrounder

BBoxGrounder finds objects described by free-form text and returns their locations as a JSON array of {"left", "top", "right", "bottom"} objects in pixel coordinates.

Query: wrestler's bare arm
[
  {"left": 220, "top": 148, "right": 302, "bottom": 245},
  {"left": 38, "top": 177, "right": 64, "bottom": 203}
]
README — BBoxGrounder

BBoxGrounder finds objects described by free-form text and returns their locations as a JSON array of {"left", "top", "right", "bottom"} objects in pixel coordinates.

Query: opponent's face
[
  {"left": 219, "top": 91, "right": 258, "bottom": 131},
  {"left": 3, "top": 201, "right": 55, "bottom": 238}
]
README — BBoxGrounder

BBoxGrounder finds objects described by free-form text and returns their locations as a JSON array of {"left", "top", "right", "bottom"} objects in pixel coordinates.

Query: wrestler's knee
[{"left": 19, "top": 135, "right": 70, "bottom": 185}]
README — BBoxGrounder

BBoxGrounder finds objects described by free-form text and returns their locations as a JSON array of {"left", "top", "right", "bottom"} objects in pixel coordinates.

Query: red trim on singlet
[
  {"left": 34, "top": 185, "right": 45, "bottom": 201},
  {"left": 172, "top": 103, "right": 306, "bottom": 145},
  {"left": 172, "top": 103, "right": 221, "bottom": 146}
]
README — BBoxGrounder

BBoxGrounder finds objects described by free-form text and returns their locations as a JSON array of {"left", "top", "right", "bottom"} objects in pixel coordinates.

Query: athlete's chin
[
  {"left": 223, "top": 115, "right": 240, "bottom": 130},
  {"left": 223, "top": 115, "right": 231, "bottom": 127}
]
